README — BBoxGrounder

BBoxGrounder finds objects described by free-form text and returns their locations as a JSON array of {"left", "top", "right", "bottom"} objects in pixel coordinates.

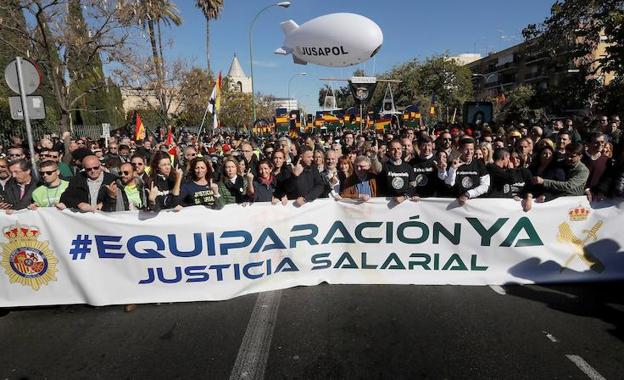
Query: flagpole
[{"left": 197, "top": 99, "right": 212, "bottom": 140}]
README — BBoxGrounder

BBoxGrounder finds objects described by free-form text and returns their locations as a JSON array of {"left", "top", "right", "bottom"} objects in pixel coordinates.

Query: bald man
[{"left": 60, "top": 155, "right": 117, "bottom": 212}]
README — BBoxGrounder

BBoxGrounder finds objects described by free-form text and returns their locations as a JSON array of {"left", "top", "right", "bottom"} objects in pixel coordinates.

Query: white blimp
[{"left": 275, "top": 13, "right": 383, "bottom": 67}]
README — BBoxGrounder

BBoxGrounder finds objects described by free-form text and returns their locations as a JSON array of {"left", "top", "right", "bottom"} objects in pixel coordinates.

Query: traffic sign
[
  {"left": 4, "top": 58, "right": 41, "bottom": 95},
  {"left": 9, "top": 96, "right": 46, "bottom": 120}
]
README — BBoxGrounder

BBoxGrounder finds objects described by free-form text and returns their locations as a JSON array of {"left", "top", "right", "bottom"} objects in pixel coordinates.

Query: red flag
[
  {"left": 165, "top": 126, "right": 174, "bottom": 146},
  {"left": 135, "top": 113, "right": 146, "bottom": 141}
]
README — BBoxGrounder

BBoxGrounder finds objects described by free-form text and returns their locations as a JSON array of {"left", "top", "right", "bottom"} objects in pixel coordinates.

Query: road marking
[
  {"left": 229, "top": 290, "right": 282, "bottom": 380},
  {"left": 565, "top": 355, "right": 606, "bottom": 380},
  {"left": 488, "top": 285, "right": 506, "bottom": 295},
  {"left": 541, "top": 330, "right": 558, "bottom": 343}
]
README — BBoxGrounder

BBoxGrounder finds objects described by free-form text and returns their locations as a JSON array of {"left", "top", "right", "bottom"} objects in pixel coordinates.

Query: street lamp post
[
  {"left": 287, "top": 72, "right": 307, "bottom": 111},
  {"left": 249, "top": 1, "right": 291, "bottom": 123}
]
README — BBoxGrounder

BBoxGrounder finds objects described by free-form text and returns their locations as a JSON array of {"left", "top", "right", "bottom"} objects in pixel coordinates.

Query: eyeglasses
[
  {"left": 121, "top": 171, "right": 132, "bottom": 176},
  {"left": 132, "top": 162, "right": 144, "bottom": 167},
  {"left": 41, "top": 153, "right": 59, "bottom": 159},
  {"left": 85, "top": 166, "right": 100, "bottom": 172},
  {"left": 41, "top": 170, "right": 57, "bottom": 176}
]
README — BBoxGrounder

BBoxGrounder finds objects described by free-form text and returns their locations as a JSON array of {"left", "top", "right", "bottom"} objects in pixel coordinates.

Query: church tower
[{"left": 226, "top": 54, "right": 251, "bottom": 94}]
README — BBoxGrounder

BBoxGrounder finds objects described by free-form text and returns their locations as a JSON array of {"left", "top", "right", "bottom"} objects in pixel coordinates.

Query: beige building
[
  {"left": 120, "top": 87, "right": 183, "bottom": 116},
  {"left": 467, "top": 38, "right": 614, "bottom": 100},
  {"left": 449, "top": 53, "right": 482, "bottom": 66}
]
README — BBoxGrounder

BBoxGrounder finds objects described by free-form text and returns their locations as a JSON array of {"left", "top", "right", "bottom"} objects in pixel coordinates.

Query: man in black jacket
[
  {"left": 289, "top": 147, "right": 325, "bottom": 206},
  {"left": 3, "top": 159, "right": 38, "bottom": 210},
  {"left": 60, "top": 155, "right": 117, "bottom": 212}
]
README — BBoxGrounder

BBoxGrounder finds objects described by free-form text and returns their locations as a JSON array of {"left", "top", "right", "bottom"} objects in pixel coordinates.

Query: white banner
[{"left": 1, "top": 197, "right": 623, "bottom": 307}]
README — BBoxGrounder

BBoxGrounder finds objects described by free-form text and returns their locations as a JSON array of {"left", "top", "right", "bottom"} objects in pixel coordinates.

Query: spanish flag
[
  {"left": 165, "top": 125, "right": 174, "bottom": 146},
  {"left": 429, "top": 95, "right": 437, "bottom": 116},
  {"left": 135, "top": 112, "right": 146, "bottom": 141}
]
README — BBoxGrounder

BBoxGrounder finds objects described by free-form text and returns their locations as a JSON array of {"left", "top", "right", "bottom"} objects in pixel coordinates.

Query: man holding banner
[{"left": 444, "top": 137, "right": 491, "bottom": 206}]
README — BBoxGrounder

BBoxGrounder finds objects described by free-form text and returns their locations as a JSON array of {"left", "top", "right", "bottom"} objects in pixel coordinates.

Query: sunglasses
[
  {"left": 132, "top": 162, "right": 144, "bottom": 167},
  {"left": 41, "top": 170, "right": 57, "bottom": 176},
  {"left": 121, "top": 171, "right": 132, "bottom": 176},
  {"left": 85, "top": 166, "right": 100, "bottom": 172}
]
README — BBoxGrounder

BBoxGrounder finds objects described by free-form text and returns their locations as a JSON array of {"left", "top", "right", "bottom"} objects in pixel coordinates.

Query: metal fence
[{"left": 0, "top": 124, "right": 124, "bottom": 147}]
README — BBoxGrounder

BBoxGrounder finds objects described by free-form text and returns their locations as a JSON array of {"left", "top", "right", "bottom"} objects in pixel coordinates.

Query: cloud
[{"left": 253, "top": 60, "right": 279, "bottom": 68}]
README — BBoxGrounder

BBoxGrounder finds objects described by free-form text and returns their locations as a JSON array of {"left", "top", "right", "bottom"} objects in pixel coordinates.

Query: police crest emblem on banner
[
  {"left": 1, "top": 224, "right": 58, "bottom": 290},
  {"left": 556, "top": 206, "right": 604, "bottom": 273}
]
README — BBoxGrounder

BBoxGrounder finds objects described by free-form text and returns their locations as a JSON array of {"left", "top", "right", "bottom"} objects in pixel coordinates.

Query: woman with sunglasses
[
  {"left": 177, "top": 157, "right": 224, "bottom": 209},
  {"left": 146, "top": 151, "right": 183, "bottom": 211}
]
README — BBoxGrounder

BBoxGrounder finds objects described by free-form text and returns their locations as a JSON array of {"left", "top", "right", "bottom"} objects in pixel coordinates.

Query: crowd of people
[{"left": 0, "top": 114, "right": 622, "bottom": 214}]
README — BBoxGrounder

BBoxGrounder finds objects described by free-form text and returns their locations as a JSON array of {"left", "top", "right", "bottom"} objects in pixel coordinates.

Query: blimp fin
[
  {"left": 280, "top": 20, "right": 299, "bottom": 35},
  {"left": 293, "top": 56, "right": 308, "bottom": 65},
  {"left": 274, "top": 47, "right": 290, "bottom": 55}
]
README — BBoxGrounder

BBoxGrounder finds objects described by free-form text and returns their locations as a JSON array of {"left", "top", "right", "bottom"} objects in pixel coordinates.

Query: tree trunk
[
  {"left": 147, "top": 18, "right": 167, "bottom": 118},
  {"left": 205, "top": 18, "right": 211, "bottom": 76}
]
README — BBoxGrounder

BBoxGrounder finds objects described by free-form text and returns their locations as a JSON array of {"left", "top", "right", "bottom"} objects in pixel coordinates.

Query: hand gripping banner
[{"left": 1, "top": 197, "right": 623, "bottom": 307}]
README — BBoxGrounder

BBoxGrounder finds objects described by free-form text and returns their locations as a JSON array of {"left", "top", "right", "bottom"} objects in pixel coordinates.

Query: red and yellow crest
[{"left": 1, "top": 223, "right": 58, "bottom": 290}]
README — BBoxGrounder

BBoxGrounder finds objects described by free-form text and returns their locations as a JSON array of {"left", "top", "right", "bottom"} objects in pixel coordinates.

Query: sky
[{"left": 157, "top": 0, "right": 555, "bottom": 114}]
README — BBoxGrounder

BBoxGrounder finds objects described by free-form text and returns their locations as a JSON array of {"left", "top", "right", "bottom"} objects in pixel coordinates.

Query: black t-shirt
[
  {"left": 179, "top": 181, "right": 220, "bottom": 207},
  {"left": 410, "top": 156, "right": 442, "bottom": 198},
  {"left": 454, "top": 160, "right": 487, "bottom": 196},
  {"left": 487, "top": 164, "right": 531, "bottom": 198},
  {"left": 380, "top": 160, "right": 417, "bottom": 197},
  {"left": 487, "top": 163, "right": 514, "bottom": 198},
  {"left": 510, "top": 168, "right": 533, "bottom": 198}
]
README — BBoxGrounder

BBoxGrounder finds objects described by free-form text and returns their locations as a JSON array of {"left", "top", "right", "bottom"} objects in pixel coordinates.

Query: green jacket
[
  {"left": 218, "top": 176, "right": 248, "bottom": 204},
  {"left": 543, "top": 162, "right": 589, "bottom": 196}
]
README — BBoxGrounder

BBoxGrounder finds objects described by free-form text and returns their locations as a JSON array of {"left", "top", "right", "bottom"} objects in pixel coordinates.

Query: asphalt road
[{"left": 1, "top": 282, "right": 623, "bottom": 379}]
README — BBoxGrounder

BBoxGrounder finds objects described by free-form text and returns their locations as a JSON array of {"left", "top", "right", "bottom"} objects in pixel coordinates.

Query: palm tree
[
  {"left": 121, "top": 0, "right": 182, "bottom": 116},
  {"left": 195, "top": 0, "right": 224, "bottom": 76}
]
